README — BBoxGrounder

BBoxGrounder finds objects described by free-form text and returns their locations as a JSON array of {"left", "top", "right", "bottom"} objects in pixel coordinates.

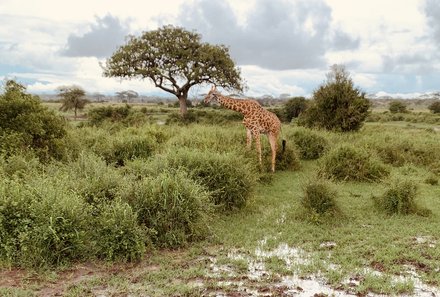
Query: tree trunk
[{"left": 178, "top": 95, "right": 188, "bottom": 116}]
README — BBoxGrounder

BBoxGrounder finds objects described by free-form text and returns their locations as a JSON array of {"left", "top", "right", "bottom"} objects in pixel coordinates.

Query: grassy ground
[
  {"left": 2, "top": 103, "right": 440, "bottom": 296},
  {"left": 1, "top": 156, "right": 439, "bottom": 296}
]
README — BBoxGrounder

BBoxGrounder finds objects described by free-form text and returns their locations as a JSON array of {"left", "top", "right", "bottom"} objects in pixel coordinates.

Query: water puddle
[{"left": 202, "top": 240, "right": 440, "bottom": 296}]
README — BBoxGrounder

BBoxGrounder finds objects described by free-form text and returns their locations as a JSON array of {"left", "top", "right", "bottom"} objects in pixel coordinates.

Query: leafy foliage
[
  {"left": 120, "top": 169, "right": 212, "bottom": 248},
  {"left": 373, "top": 179, "right": 431, "bottom": 216},
  {"left": 388, "top": 101, "right": 408, "bottom": 113},
  {"left": 318, "top": 145, "right": 389, "bottom": 182},
  {"left": 0, "top": 80, "right": 68, "bottom": 161},
  {"left": 58, "top": 85, "right": 88, "bottom": 119},
  {"left": 301, "top": 180, "right": 340, "bottom": 217},
  {"left": 150, "top": 148, "right": 258, "bottom": 211},
  {"left": 104, "top": 25, "right": 244, "bottom": 115},
  {"left": 289, "top": 127, "right": 328, "bottom": 160},
  {"left": 283, "top": 97, "right": 308, "bottom": 122},
  {"left": 428, "top": 101, "right": 440, "bottom": 114},
  {"left": 300, "top": 65, "right": 370, "bottom": 132}
]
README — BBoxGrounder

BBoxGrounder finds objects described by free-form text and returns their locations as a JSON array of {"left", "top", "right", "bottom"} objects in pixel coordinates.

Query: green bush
[
  {"left": 389, "top": 101, "right": 408, "bottom": 113},
  {"left": 0, "top": 179, "right": 36, "bottom": 266},
  {"left": 120, "top": 169, "right": 212, "bottom": 248},
  {"left": 290, "top": 127, "right": 328, "bottom": 160},
  {"left": 167, "top": 125, "right": 245, "bottom": 153},
  {"left": 0, "top": 80, "right": 68, "bottom": 161},
  {"left": 262, "top": 140, "right": 301, "bottom": 171},
  {"left": 166, "top": 109, "right": 242, "bottom": 126},
  {"left": 1, "top": 153, "right": 40, "bottom": 178},
  {"left": 94, "top": 201, "right": 147, "bottom": 261},
  {"left": 0, "top": 178, "right": 92, "bottom": 267},
  {"left": 373, "top": 179, "right": 431, "bottom": 216},
  {"left": 318, "top": 145, "right": 389, "bottom": 182},
  {"left": 66, "top": 153, "right": 124, "bottom": 207},
  {"left": 152, "top": 149, "right": 257, "bottom": 211},
  {"left": 299, "top": 65, "right": 370, "bottom": 132},
  {"left": 301, "top": 180, "right": 340, "bottom": 219},
  {"left": 87, "top": 105, "right": 132, "bottom": 126},
  {"left": 428, "top": 101, "right": 440, "bottom": 114},
  {"left": 283, "top": 97, "right": 308, "bottom": 122}
]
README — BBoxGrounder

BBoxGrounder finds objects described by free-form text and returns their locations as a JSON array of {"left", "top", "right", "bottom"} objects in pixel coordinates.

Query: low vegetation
[{"left": 1, "top": 82, "right": 440, "bottom": 296}]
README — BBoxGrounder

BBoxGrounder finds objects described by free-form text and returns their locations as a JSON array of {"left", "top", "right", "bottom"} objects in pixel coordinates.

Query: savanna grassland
[{"left": 1, "top": 97, "right": 440, "bottom": 297}]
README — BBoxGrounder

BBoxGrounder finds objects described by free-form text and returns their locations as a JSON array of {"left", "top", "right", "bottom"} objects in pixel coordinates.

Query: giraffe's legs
[
  {"left": 246, "top": 128, "right": 252, "bottom": 149},
  {"left": 254, "top": 132, "right": 262, "bottom": 168},
  {"left": 268, "top": 133, "right": 278, "bottom": 172}
]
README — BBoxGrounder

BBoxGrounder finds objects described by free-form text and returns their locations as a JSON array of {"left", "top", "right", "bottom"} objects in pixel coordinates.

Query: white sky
[{"left": 0, "top": 0, "right": 439, "bottom": 98}]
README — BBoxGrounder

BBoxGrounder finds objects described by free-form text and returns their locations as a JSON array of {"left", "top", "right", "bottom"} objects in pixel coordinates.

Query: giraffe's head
[{"left": 204, "top": 85, "right": 220, "bottom": 104}]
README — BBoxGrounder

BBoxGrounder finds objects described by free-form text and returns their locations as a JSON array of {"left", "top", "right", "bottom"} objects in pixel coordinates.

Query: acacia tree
[
  {"left": 57, "top": 85, "right": 88, "bottom": 120},
  {"left": 103, "top": 25, "right": 244, "bottom": 116}
]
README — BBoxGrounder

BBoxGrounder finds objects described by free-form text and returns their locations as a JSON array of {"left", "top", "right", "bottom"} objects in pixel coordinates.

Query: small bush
[
  {"left": 318, "top": 145, "right": 389, "bottom": 182},
  {"left": 290, "top": 127, "right": 328, "bottom": 160},
  {"left": 428, "top": 101, "right": 440, "bottom": 114},
  {"left": 283, "top": 97, "right": 308, "bottom": 122},
  {"left": 262, "top": 140, "right": 301, "bottom": 171},
  {"left": 87, "top": 105, "right": 132, "bottom": 126},
  {"left": 0, "top": 80, "right": 68, "bottom": 161},
  {"left": 389, "top": 101, "right": 408, "bottom": 113},
  {"left": 0, "top": 179, "right": 36, "bottom": 266},
  {"left": 63, "top": 153, "right": 123, "bottom": 208},
  {"left": 154, "top": 149, "right": 257, "bottom": 211},
  {"left": 373, "top": 179, "right": 431, "bottom": 216},
  {"left": 301, "top": 180, "right": 340, "bottom": 220},
  {"left": 120, "top": 169, "right": 212, "bottom": 248},
  {"left": 0, "top": 178, "right": 92, "bottom": 267},
  {"left": 425, "top": 175, "right": 438, "bottom": 185},
  {"left": 299, "top": 65, "right": 370, "bottom": 132},
  {"left": 94, "top": 201, "right": 147, "bottom": 261}
]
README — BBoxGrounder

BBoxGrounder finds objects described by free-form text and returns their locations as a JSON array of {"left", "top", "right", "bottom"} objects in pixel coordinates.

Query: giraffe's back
[{"left": 244, "top": 108, "right": 281, "bottom": 135}]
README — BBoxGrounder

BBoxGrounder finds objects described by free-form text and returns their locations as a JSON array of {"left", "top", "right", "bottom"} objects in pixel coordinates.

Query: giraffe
[{"left": 204, "top": 85, "right": 284, "bottom": 172}]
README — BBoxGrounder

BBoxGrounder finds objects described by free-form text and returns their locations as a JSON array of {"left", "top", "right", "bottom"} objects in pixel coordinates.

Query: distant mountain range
[{"left": 366, "top": 91, "right": 440, "bottom": 100}]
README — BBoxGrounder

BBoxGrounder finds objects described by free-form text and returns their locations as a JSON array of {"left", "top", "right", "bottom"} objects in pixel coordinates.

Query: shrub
[
  {"left": 87, "top": 105, "right": 132, "bottom": 126},
  {"left": 262, "top": 140, "right": 301, "bottom": 171},
  {"left": 23, "top": 186, "right": 92, "bottom": 267},
  {"left": 299, "top": 65, "right": 370, "bottom": 132},
  {"left": 318, "top": 145, "right": 389, "bottom": 182},
  {"left": 301, "top": 180, "right": 340, "bottom": 220},
  {"left": 389, "top": 101, "right": 408, "bottom": 113},
  {"left": 290, "top": 127, "right": 328, "bottom": 160},
  {"left": 156, "top": 148, "right": 257, "bottom": 211},
  {"left": 94, "top": 201, "right": 147, "bottom": 261},
  {"left": 425, "top": 175, "right": 438, "bottom": 185},
  {"left": 1, "top": 153, "right": 40, "bottom": 178},
  {"left": 373, "top": 179, "right": 431, "bottom": 216},
  {"left": 120, "top": 169, "right": 212, "bottom": 248},
  {"left": 283, "top": 97, "right": 308, "bottom": 122},
  {"left": 0, "top": 179, "right": 36, "bottom": 266},
  {"left": 428, "top": 101, "right": 440, "bottom": 114},
  {"left": 0, "top": 178, "right": 92, "bottom": 267},
  {"left": 167, "top": 125, "right": 245, "bottom": 153},
  {"left": 66, "top": 153, "right": 124, "bottom": 207},
  {"left": 0, "top": 80, "right": 68, "bottom": 161}
]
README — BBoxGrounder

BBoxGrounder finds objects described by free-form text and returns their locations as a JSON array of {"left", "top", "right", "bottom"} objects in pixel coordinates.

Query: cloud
[
  {"left": 424, "top": 0, "right": 440, "bottom": 43},
  {"left": 178, "top": 0, "right": 359, "bottom": 70},
  {"left": 61, "top": 14, "right": 130, "bottom": 58}
]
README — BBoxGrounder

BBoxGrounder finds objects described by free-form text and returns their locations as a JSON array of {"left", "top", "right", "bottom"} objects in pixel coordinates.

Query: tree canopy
[
  {"left": 57, "top": 85, "right": 88, "bottom": 120},
  {"left": 300, "top": 64, "right": 370, "bottom": 132},
  {"left": 0, "top": 80, "right": 67, "bottom": 160},
  {"left": 103, "top": 25, "right": 244, "bottom": 115}
]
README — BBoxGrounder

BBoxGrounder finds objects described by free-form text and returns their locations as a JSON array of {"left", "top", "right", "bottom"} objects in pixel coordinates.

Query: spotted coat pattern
[{"left": 204, "top": 86, "right": 281, "bottom": 172}]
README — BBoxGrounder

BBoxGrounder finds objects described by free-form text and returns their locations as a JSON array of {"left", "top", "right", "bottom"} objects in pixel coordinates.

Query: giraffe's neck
[{"left": 216, "top": 94, "right": 253, "bottom": 115}]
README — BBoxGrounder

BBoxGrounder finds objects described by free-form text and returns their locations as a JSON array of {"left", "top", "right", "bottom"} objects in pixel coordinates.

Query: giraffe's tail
[{"left": 282, "top": 139, "right": 286, "bottom": 153}]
